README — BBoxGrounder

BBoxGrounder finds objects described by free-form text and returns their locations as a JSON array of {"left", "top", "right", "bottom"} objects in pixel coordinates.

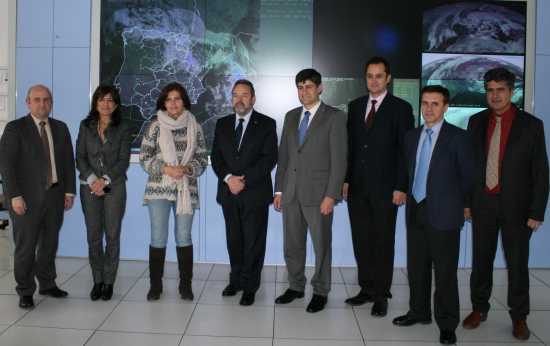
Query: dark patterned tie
[
  {"left": 39, "top": 121, "right": 53, "bottom": 188},
  {"left": 365, "top": 99, "right": 377, "bottom": 128},
  {"left": 235, "top": 118, "right": 244, "bottom": 150}
]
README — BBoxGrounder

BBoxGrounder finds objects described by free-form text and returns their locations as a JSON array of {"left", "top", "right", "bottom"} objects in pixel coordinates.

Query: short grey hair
[{"left": 26, "top": 84, "right": 53, "bottom": 102}]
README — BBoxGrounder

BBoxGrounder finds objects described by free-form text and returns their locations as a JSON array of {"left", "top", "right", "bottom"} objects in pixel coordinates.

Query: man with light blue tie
[
  {"left": 393, "top": 85, "right": 474, "bottom": 345},
  {"left": 274, "top": 69, "right": 347, "bottom": 313}
]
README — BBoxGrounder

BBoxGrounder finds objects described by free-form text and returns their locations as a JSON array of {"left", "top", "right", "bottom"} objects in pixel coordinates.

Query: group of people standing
[{"left": 0, "top": 55, "right": 547, "bottom": 346}]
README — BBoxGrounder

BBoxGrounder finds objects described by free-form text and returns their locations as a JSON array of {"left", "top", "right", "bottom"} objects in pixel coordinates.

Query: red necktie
[{"left": 365, "top": 99, "right": 377, "bottom": 128}]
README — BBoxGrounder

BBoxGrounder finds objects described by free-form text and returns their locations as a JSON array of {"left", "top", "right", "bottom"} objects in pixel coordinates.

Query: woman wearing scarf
[{"left": 140, "top": 82, "right": 208, "bottom": 301}]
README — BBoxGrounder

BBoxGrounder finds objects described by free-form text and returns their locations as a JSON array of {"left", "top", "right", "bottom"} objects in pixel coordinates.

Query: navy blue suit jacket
[{"left": 404, "top": 121, "right": 474, "bottom": 231}]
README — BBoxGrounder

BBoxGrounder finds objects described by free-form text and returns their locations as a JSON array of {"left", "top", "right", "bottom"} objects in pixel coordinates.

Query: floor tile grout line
[
  {"left": 531, "top": 270, "right": 550, "bottom": 290},
  {"left": 82, "top": 270, "right": 143, "bottom": 345},
  {"left": 0, "top": 262, "right": 87, "bottom": 339},
  {"left": 344, "top": 267, "right": 369, "bottom": 346},
  {"left": 272, "top": 265, "right": 278, "bottom": 346},
  {"left": 179, "top": 262, "right": 215, "bottom": 343}
]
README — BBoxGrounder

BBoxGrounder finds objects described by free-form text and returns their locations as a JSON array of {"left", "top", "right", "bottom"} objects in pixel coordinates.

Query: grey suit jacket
[
  {"left": 275, "top": 102, "right": 347, "bottom": 206},
  {"left": 76, "top": 119, "right": 133, "bottom": 186}
]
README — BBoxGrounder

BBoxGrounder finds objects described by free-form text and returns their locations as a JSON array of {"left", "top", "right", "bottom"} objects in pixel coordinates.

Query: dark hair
[
  {"left": 295, "top": 68, "right": 322, "bottom": 86},
  {"left": 421, "top": 85, "right": 450, "bottom": 104},
  {"left": 156, "top": 82, "right": 191, "bottom": 111},
  {"left": 364, "top": 56, "right": 391, "bottom": 76},
  {"left": 232, "top": 79, "right": 255, "bottom": 97},
  {"left": 483, "top": 67, "right": 516, "bottom": 90},
  {"left": 85, "top": 85, "right": 122, "bottom": 126}
]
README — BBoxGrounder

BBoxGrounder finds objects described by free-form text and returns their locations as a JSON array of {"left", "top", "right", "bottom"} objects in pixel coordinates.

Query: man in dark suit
[
  {"left": 462, "top": 68, "right": 549, "bottom": 341},
  {"left": 392, "top": 85, "right": 473, "bottom": 345},
  {"left": 344, "top": 56, "right": 414, "bottom": 316},
  {"left": 0, "top": 85, "right": 76, "bottom": 309},
  {"left": 274, "top": 68, "right": 347, "bottom": 313},
  {"left": 211, "top": 79, "right": 278, "bottom": 306}
]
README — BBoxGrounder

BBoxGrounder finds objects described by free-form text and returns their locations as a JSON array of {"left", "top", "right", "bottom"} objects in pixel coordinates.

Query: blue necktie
[
  {"left": 298, "top": 110, "right": 310, "bottom": 146},
  {"left": 412, "top": 128, "right": 433, "bottom": 202}
]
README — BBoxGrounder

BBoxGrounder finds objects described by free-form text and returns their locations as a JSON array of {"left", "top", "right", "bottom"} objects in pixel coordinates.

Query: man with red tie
[
  {"left": 463, "top": 68, "right": 549, "bottom": 340},
  {"left": 344, "top": 56, "right": 414, "bottom": 317}
]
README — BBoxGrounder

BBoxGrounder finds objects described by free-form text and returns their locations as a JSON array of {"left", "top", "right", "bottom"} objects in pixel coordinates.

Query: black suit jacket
[
  {"left": 468, "top": 108, "right": 549, "bottom": 223},
  {"left": 405, "top": 121, "right": 474, "bottom": 231},
  {"left": 346, "top": 93, "right": 414, "bottom": 202},
  {"left": 211, "top": 110, "right": 278, "bottom": 206},
  {"left": 0, "top": 114, "right": 76, "bottom": 208}
]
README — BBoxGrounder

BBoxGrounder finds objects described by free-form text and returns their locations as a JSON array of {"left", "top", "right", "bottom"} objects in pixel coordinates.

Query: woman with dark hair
[
  {"left": 76, "top": 85, "right": 132, "bottom": 301},
  {"left": 140, "top": 82, "right": 207, "bottom": 301}
]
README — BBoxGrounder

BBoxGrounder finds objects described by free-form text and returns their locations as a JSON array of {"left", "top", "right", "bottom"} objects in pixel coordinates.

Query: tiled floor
[{"left": 0, "top": 237, "right": 550, "bottom": 345}]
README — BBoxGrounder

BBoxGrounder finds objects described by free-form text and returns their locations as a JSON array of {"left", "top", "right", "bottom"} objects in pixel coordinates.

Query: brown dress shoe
[
  {"left": 462, "top": 311, "right": 487, "bottom": 329},
  {"left": 513, "top": 320, "right": 530, "bottom": 340}
]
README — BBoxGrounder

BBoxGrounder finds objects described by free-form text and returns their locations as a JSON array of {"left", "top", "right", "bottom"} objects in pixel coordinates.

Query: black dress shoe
[
  {"left": 306, "top": 294, "right": 328, "bottom": 313},
  {"left": 39, "top": 286, "right": 68, "bottom": 298},
  {"left": 102, "top": 284, "right": 114, "bottom": 301},
  {"left": 345, "top": 290, "right": 374, "bottom": 306},
  {"left": 439, "top": 330, "right": 457, "bottom": 345},
  {"left": 371, "top": 299, "right": 388, "bottom": 317},
  {"left": 275, "top": 289, "right": 305, "bottom": 304},
  {"left": 239, "top": 292, "right": 255, "bottom": 306},
  {"left": 19, "top": 296, "right": 34, "bottom": 309},
  {"left": 222, "top": 284, "right": 242, "bottom": 297},
  {"left": 90, "top": 283, "right": 103, "bottom": 301},
  {"left": 393, "top": 313, "right": 432, "bottom": 326}
]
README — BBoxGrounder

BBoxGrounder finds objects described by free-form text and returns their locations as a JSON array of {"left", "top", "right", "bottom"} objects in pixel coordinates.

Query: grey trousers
[
  {"left": 282, "top": 199, "right": 333, "bottom": 296},
  {"left": 80, "top": 183, "right": 126, "bottom": 284}
]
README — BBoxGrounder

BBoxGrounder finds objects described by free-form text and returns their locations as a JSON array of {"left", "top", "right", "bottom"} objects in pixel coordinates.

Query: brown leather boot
[
  {"left": 147, "top": 246, "right": 165, "bottom": 301},
  {"left": 176, "top": 245, "right": 194, "bottom": 300},
  {"left": 512, "top": 319, "right": 530, "bottom": 340},
  {"left": 462, "top": 311, "right": 487, "bottom": 329}
]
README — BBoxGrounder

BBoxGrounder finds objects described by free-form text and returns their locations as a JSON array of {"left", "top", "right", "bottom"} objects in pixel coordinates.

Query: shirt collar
[
  {"left": 368, "top": 90, "right": 388, "bottom": 104},
  {"left": 302, "top": 101, "right": 321, "bottom": 117},
  {"left": 30, "top": 114, "right": 49, "bottom": 126},
  {"left": 424, "top": 118, "right": 444, "bottom": 135},
  {"left": 236, "top": 109, "right": 253, "bottom": 122},
  {"left": 491, "top": 104, "right": 516, "bottom": 122}
]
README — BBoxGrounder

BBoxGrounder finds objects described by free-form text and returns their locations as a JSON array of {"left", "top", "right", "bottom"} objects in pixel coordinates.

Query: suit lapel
[
  {"left": 476, "top": 111, "right": 490, "bottom": 163},
  {"left": 504, "top": 110, "right": 525, "bottom": 151},
  {"left": 238, "top": 111, "right": 258, "bottom": 152},
  {"left": 23, "top": 114, "right": 46, "bottom": 158},
  {"left": 429, "top": 121, "right": 450, "bottom": 172},
  {"left": 358, "top": 97, "right": 368, "bottom": 127},
  {"left": 287, "top": 108, "right": 301, "bottom": 148},
  {"left": 409, "top": 127, "right": 422, "bottom": 182},
  {"left": 223, "top": 114, "right": 239, "bottom": 151},
  {"left": 300, "top": 102, "right": 326, "bottom": 148}
]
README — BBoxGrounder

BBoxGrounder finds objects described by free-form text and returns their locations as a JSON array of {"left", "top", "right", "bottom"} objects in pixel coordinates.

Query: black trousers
[
  {"left": 348, "top": 191, "right": 397, "bottom": 300},
  {"left": 407, "top": 199, "right": 460, "bottom": 332},
  {"left": 10, "top": 184, "right": 64, "bottom": 296},
  {"left": 221, "top": 198, "right": 269, "bottom": 293},
  {"left": 470, "top": 192, "right": 532, "bottom": 321}
]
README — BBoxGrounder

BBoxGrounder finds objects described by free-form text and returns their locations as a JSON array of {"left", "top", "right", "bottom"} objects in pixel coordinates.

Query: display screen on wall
[
  {"left": 99, "top": 0, "right": 423, "bottom": 151},
  {"left": 421, "top": 0, "right": 527, "bottom": 129}
]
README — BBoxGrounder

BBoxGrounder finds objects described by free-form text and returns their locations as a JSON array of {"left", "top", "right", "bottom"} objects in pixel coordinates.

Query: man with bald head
[{"left": 0, "top": 85, "right": 76, "bottom": 309}]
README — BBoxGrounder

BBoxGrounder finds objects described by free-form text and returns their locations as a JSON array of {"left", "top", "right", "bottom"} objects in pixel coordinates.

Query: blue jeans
[{"left": 147, "top": 199, "right": 194, "bottom": 248}]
